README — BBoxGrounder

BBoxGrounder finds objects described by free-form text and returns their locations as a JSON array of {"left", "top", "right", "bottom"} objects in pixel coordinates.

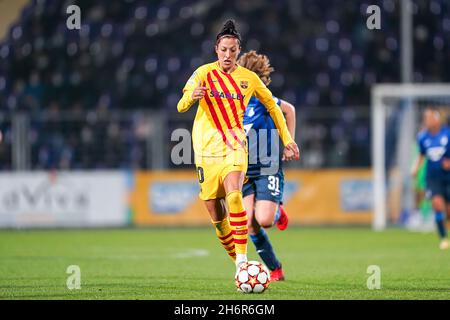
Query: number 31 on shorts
[{"left": 268, "top": 175, "right": 280, "bottom": 195}]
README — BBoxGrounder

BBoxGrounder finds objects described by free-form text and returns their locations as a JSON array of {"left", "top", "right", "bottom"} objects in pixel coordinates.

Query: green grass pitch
[{"left": 0, "top": 227, "right": 449, "bottom": 300}]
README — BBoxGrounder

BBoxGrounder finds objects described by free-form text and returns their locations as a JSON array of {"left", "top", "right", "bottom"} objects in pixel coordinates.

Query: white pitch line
[{"left": 172, "top": 249, "right": 209, "bottom": 259}]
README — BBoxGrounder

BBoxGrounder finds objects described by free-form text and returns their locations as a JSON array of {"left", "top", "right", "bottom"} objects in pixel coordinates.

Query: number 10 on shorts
[{"left": 197, "top": 167, "right": 205, "bottom": 183}]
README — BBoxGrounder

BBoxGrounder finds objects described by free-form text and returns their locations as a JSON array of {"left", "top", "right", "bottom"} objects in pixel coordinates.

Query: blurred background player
[
  {"left": 177, "top": 20, "right": 299, "bottom": 276},
  {"left": 411, "top": 108, "right": 449, "bottom": 249},
  {"left": 238, "top": 50, "right": 297, "bottom": 281},
  {"left": 407, "top": 140, "right": 432, "bottom": 231}
]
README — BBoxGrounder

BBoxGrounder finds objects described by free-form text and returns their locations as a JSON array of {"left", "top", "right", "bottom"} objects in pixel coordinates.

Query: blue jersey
[
  {"left": 417, "top": 126, "right": 450, "bottom": 181},
  {"left": 244, "top": 96, "right": 283, "bottom": 177}
]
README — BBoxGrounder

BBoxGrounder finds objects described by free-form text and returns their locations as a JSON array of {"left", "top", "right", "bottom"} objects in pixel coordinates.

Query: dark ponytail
[{"left": 216, "top": 19, "right": 242, "bottom": 46}]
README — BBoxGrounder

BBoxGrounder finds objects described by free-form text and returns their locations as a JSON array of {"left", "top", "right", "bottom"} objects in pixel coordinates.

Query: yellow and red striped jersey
[{"left": 177, "top": 61, "right": 294, "bottom": 157}]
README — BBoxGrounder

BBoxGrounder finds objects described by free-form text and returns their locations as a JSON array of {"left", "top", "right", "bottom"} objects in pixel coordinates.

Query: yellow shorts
[{"left": 195, "top": 150, "right": 248, "bottom": 200}]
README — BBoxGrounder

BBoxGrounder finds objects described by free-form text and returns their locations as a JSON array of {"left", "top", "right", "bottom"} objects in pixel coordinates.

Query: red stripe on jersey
[
  {"left": 229, "top": 211, "right": 247, "bottom": 218},
  {"left": 230, "top": 220, "right": 248, "bottom": 226},
  {"left": 207, "top": 72, "right": 245, "bottom": 149},
  {"left": 218, "top": 231, "right": 233, "bottom": 241},
  {"left": 234, "top": 238, "right": 248, "bottom": 245},
  {"left": 228, "top": 252, "right": 236, "bottom": 256},
  {"left": 202, "top": 81, "right": 234, "bottom": 150},
  {"left": 221, "top": 71, "right": 245, "bottom": 112},
  {"left": 212, "top": 70, "right": 242, "bottom": 130}
]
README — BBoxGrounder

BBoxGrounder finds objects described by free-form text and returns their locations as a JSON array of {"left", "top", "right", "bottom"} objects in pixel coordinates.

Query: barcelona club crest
[{"left": 240, "top": 80, "right": 248, "bottom": 89}]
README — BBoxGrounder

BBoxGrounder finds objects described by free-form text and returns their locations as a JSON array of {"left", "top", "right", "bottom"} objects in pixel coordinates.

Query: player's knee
[
  {"left": 225, "top": 190, "right": 243, "bottom": 208},
  {"left": 257, "top": 216, "right": 274, "bottom": 228},
  {"left": 431, "top": 197, "right": 445, "bottom": 211}
]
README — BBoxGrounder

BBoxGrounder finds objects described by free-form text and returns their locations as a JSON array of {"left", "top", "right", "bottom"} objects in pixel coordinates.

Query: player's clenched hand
[
  {"left": 282, "top": 142, "right": 300, "bottom": 161},
  {"left": 443, "top": 158, "right": 450, "bottom": 170},
  {"left": 192, "top": 81, "right": 208, "bottom": 101},
  {"left": 282, "top": 147, "right": 295, "bottom": 161}
]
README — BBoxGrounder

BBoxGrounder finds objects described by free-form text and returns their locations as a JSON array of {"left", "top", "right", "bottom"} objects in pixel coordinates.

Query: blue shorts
[
  {"left": 242, "top": 170, "right": 284, "bottom": 204},
  {"left": 425, "top": 178, "right": 450, "bottom": 202}
]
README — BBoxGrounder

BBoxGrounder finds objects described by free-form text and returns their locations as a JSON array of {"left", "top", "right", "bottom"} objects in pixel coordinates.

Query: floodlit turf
[{"left": 0, "top": 227, "right": 449, "bottom": 300}]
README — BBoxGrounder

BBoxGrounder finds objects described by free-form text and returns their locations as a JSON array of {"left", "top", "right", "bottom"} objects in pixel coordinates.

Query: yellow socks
[
  {"left": 225, "top": 190, "right": 248, "bottom": 266},
  {"left": 211, "top": 217, "right": 236, "bottom": 261}
]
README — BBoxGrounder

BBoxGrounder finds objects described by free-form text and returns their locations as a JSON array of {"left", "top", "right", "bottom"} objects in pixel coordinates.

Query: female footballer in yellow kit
[{"left": 177, "top": 20, "right": 299, "bottom": 275}]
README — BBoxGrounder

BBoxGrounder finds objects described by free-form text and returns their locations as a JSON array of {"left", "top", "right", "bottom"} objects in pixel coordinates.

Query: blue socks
[
  {"left": 250, "top": 228, "right": 281, "bottom": 271},
  {"left": 435, "top": 212, "right": 448, "bottom": 239}
]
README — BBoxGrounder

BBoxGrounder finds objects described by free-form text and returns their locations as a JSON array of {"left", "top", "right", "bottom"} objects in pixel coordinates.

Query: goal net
[{"left": 371, "top": 84, "right": 450, "bottom": 231}]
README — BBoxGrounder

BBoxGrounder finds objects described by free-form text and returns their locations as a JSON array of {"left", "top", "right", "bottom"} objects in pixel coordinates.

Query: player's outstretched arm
[
  {"left": 253, "top": 75, "right": 299, "bottom": 160},
  {"left": 280, "top": 100, "right": 298, "bottom": 161},
  {"left": 280, "top": 99, "right": 296, "bottom": 139},
  {"left": 177, "top": 81, "right": 207, "bottom": 113},
  {"left": 443, "top": 147, "right": 450, "bottom": 170},
  {"left": 177, "top": 66, "right": 207, "bottom": 113},
  {"left": 443, "top": 133, "right": 450, "bottom": 170},
  {"left": 411, "top": 155, "right": 424, "bottom": 178},
  {"left": 177, "top": 91, "right": 195, "bottom": 113}
]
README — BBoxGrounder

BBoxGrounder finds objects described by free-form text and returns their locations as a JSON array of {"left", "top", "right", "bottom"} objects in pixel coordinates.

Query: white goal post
[{"left": 371, "top": 84, "right": 450, "bottom": 231}]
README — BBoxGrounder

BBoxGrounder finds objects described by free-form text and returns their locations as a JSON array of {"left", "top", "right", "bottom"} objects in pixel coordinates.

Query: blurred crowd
[{"left": 0, "top": 0, "right": 449, "bottom": 169}]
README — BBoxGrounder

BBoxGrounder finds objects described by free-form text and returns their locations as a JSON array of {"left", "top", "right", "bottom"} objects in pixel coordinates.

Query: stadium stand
[{"left": 0, "top": 0, "right": 449, "bottom": 169}]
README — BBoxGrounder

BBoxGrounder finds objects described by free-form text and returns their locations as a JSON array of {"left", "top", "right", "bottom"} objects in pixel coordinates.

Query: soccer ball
[{"left": 235, "top": 261, "right": 270, "bottom": 293}]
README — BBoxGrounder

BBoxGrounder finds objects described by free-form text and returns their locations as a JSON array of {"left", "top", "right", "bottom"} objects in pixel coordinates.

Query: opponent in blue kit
[
  {"left": 412, "top": 108, "right": 449, "bottom": 250},
  {"left": 238, "top": 51, "right": 298, "bottom": 280}
]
